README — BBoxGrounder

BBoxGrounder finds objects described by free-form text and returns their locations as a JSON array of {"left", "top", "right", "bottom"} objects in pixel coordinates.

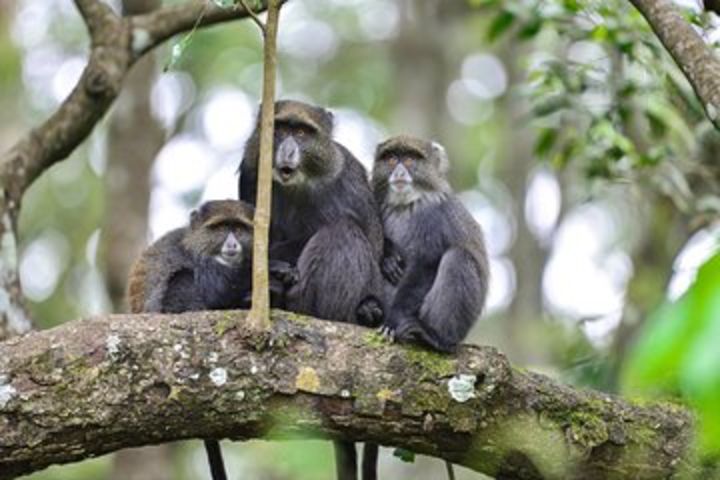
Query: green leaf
[
  {"left": 623, "top": 253, "right": 720, "bottom": 454},
  {"left": 531, "top": 94, "right": 570, "bottom": 117},
  {"left": 589, "top": 25, "right": 609, "bottom": 42},
  {"left": 486, "top": 10, "right": 516, "bottom": 43},
  {"left": 212, "top": 0, "right": 235, "bottom": 7},
  {"left": 562, "top": 0, "right": 580, "bottom": 13},
  {"left": 393, "top": 448, "right": 416, "bottom": 463},
  {"left": 517, "top": 17, "right": 543, "bottom": 40},
  {"left": 535, "top": 128, "right": 558, "bottom": 157}
]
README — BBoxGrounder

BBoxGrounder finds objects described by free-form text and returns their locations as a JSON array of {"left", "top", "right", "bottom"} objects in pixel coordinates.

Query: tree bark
[
  {"left": 0, "top": 310, "right": 706, "bottom": 480},
  {"left": 628, "top": 0, "right": 720, "bottom": 129}
]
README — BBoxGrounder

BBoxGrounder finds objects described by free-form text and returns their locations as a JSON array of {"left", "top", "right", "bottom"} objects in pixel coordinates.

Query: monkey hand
[
  {"left": 378, "top": 318, "right": 424, "bottom": 345},
  {"left": 356, "top": 296, "right": 384, "bottom": 328},
  {"left": 269, "top": 260, "right": 299, "bottom": 287},
  {"left": 381, "top": 251, "right": 405, "bottom": 285}
]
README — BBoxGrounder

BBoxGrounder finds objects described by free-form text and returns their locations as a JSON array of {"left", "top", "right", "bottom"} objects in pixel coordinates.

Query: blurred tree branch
[
  {"left": 628, "top": 0, "right": 720, "bottom": 130},
  {"left": 0, "top": 310, "right": 707, "bottom": 480},
  {"left": 0, "top": 0, "right": 269, "bottom": 340}
]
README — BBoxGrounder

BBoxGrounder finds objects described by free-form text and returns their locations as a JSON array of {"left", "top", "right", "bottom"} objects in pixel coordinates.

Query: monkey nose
[
  {"left": 390, "top": 164, "right": 412, "bottom": 184},
  {"left": 276, "top": 136, "right": 301, "bottom": 174},
  {"left": 221, "top": 234, "right": 242, "bottom": 257}
]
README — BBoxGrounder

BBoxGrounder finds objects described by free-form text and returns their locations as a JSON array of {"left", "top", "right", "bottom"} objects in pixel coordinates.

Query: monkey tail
[
  {"left": 446, "top": 461, "right": 456, "bottom": 480},
  {"left": 204, "top": 439, "right": 228, "bottom": 480}
]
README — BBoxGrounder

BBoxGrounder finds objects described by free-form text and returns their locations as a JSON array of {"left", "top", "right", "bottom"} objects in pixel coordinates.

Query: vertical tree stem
[{"left": 248, "top": 0, "right": 281, "bottom": 330}]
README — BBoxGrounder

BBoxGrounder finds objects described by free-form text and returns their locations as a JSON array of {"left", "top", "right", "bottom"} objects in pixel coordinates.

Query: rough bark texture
[
  {"left": 0, "top": 0, "right": 267, "bottom": 340},
  {"left": 0, "top": 310, "right": 704, "bottom": 480},
  {"left": 628, "top": 0, "right": 720, "bottom": 129}
]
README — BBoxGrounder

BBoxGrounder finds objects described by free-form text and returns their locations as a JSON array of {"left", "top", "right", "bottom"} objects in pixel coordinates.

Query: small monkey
[
  {"left": 127, "top": 200, "right": 256, "bottom": 314},
  {"left": 372, "top": 135, "right": 489, "bottom": 353}
]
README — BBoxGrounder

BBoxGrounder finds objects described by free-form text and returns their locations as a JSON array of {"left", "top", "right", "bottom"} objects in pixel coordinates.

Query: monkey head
[
  {"left": 247, "top": 100, "right": 339, "bottom": 189},
  {"left": 372, "top": 135, "right": 451, "bottom": 207},
  {"left": 183, "top": 200, "right": 254, "bottom": 267}
]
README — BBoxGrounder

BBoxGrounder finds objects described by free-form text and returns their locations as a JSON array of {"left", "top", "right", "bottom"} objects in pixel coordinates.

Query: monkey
[
  {"left": 127, "top": 199, "right": 296, "bottom": 480},
  {"left": 372, "top": 135, "right": 489, "bottom": 353},
  {"left": 239, "top": 100, "right": 385, "bottom": 480},
  {"left": 371, "top": 136, "right": 490, "bottom": 480},
  {"left": 239, "top": 99, "right": 385, "bottom": 329},
  {"left": 127, "top": 199, "right": 258, "bottom": 314}
]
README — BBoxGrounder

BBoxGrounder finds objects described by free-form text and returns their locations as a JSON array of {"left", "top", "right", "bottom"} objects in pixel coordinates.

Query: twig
[
  {"left": 247, "top": 0, "right": 281, "bottom": 330},
  {"left": 238, "top": 0, "right": 266, "bottom": 33}
]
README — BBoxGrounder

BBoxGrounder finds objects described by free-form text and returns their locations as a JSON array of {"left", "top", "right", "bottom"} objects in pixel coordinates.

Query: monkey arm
[
  {"left": 381, "top": 238, "right": 405, "bottom": 285},
  {"left": 418, "top": 247, "right": 486, "bottom": 352},
  {"left": 383, "top": 259, "right": 437, "bottom": 337}
]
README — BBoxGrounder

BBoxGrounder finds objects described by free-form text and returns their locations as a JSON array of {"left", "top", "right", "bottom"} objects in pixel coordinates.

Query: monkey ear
[
  {"left": 431, "top": 141, "right": 449, "bottom": 174},
  {"left": 321, "top": 107, "right": 335, "bottom": 133},
  {"left": 190, "top": 209, "right": 200, "bottom": 229}
]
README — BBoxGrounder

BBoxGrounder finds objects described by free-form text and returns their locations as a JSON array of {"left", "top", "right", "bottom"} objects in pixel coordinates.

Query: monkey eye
[
  {"left": 403, "top": 158, "right": 414, "bottom": 168},
  {"left": 387, "top": 156, "right": 398, "bottom": 167},
  {"left": 294, "top": 128, "right": 305, "bottom": 138}
]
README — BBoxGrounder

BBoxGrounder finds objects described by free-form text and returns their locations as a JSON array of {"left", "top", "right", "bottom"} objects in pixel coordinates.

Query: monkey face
[
  {"left": 216, "top": 231, "right": 244, "bottom": 266},
  {"left": 373, "top": 136, "right": 451, "bottom": 207},
  {"left": 185, "top": 200, "right": 254, "bottom": 268},
  {"left": 271, "top": 102, "right": 338, "bottom": 188}
]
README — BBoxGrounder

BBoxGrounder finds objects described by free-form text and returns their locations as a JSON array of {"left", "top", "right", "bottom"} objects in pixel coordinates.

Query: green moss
[
  {"left": 214, "top": 312, "right": 237, "bottom": 336},
  {"left": 363, "top": 331, "right": 386, "bottom": 348},
  {"left": 272, "top": 310, "right": 311, "bottom": 324},
  {"left": 567, "top": 411, "right": 609, "bottom": 449},
  {"left": 403, "top": 384, "right": 450, "bottom": 416},
  {"left": 405, "top": 346, "right": 456, "bottom": 379}
]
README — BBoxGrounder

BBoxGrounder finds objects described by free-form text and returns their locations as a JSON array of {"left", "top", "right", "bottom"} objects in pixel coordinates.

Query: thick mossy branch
[{"left": 0, "top": 311, "right": 706, "bottom": 480}]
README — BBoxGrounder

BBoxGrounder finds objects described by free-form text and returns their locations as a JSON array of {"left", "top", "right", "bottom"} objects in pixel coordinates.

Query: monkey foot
[
  {"left": 377, "top": 325, "right": 396, "bottom": 342},
  {"left": 357, "top": 297, "right": 384, "bottom": 328}
]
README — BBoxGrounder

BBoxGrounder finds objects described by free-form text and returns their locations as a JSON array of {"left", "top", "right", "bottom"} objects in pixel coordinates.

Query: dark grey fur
[
  {"left": 373, "top": 135, "right": 489, "bottom": 353},
  {"left": 239, "top": 100, "right": 384, "bottom": 327}
]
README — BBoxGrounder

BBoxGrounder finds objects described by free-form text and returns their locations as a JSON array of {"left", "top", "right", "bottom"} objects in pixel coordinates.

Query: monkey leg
[
  {"left": 382, "top": 260, "right": 436, "bottom": 340},
  {"left": 418, "top": 247, "right": 485, "bottom": 352},
  {"left": 289, "top": 220, "right": 383, "bottom": 324}
]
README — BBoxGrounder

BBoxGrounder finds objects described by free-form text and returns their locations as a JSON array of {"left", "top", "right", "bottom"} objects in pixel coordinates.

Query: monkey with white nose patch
[{"left": 372, "top": 135, "right": 490, "bottom": 353}]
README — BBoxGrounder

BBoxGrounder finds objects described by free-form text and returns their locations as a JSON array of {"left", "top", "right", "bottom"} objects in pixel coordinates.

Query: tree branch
[
  {"left": 248, "top": 0, "right": 281, "bottom": 330},
  {"left": 0, "top": 310, "right": 704, "bottom": 479},
  {"left": 628, "top": 0, "right": 720, "bottom": 129}
]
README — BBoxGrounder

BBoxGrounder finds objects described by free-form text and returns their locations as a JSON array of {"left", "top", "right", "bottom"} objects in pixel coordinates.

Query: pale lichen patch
[
  {"left": 209, "top": 368, "right": 227, "bottom": 387},
  {"left": 448, "top": 374, "right": 476, "bottom": 403},
  {"left": 131, "top": 28, "right": 152, "bottom": 54},
  {"left": 0, "top": 375, "right": 17, "bottom": 409},
  {"left": 106, "top": 334, "right": 122, "bottom": 359},
  {"left": 295, "top": 367, "right": 320, "bottom": 393}
]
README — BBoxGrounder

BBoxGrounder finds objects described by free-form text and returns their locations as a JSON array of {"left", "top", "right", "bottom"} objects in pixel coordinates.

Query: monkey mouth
[
  {"left": 390, "top": 180, "right": 413, "bottom": 192},
  {"left": 274, "top": 165, "right": 301, "bottom": 184}
]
